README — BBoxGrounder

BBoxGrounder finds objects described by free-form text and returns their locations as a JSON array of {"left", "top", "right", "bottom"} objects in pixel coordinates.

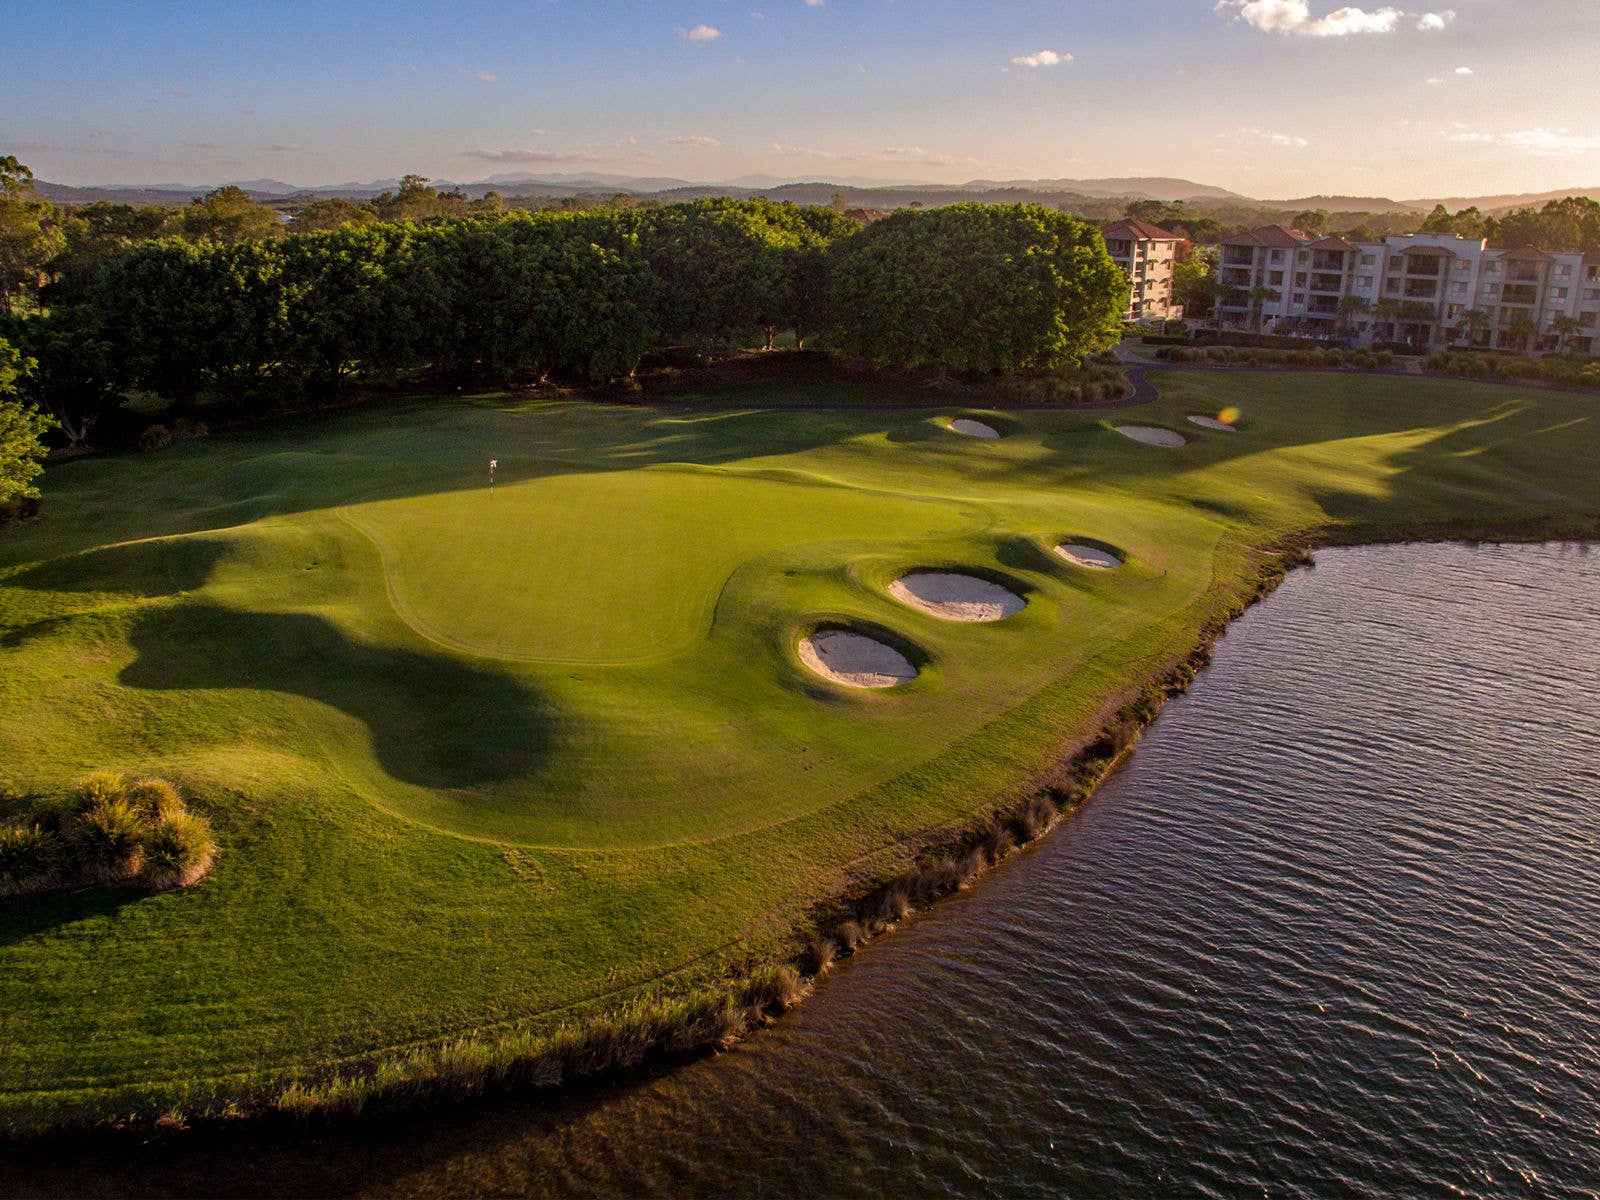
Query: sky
[{"left": 6, "top": 0, "right": 1600, "bottom": 200}]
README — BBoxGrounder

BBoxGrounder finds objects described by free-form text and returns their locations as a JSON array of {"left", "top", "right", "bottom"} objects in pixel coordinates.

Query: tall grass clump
[{"left": 0, "top": 771, "right": 218, "bottom": 899}]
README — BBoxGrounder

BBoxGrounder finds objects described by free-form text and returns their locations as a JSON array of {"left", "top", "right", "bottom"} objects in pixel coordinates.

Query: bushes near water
[{"left": 0, "top": 772, "right": 216, "bottom": 897}]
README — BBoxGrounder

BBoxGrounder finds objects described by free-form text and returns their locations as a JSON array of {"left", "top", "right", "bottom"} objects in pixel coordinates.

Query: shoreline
[{"left": 7, "top": 515, "right": 1596, "bottom": 1148}]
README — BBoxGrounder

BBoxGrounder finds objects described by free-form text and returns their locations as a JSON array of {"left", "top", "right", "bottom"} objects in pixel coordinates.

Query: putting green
[
  {"left": 1, "top": 371, "right": 1598, "bottom": 1134},
  {"left": 341, "top": 467, "right": 982, "bottom": 663}
]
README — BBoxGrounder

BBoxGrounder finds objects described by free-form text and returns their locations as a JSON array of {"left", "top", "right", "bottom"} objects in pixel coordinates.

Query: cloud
[
  {"left": 668, "top": 134, "right": 721, "bottom": 147},
  {"left": 167, "top": 88, "right": 191, "bottom": 98},
  {"left": 768, "top": 142, "right": 983, "bottom": 168},
  {"left": 459, "top": 147, "right": 602, "bottom": 163},
  {"left": 1236, "top": 126, "right": 1310, "bottom": 147},
  {"left": 1455, "top": 65, "right": 1473, "bottom": 75},
  {"left": 1011, "top": 49, "right": 1071, "bottom": 67},
  {"left": 1214, "top": 1, "right": 1454, "bottom": 37},
  {"left": 1426, "top": 76, "right": 1443, "bottom": 84},
  {"left": 1447, "top": 127, "right": 1600, "bottom": 157},
  {"left": 679, "top": 24, "right": 721, "bottom": 40},
  {"left": 805, "top": 0, "right": 824, "bottom": 6},
  {"left": 458, "top": 69, "right": 497, "bottom": 83}
]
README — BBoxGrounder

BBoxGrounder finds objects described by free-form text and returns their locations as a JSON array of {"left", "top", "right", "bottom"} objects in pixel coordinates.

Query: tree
[
  {"left": 0, "top": 335, "right": 56, "bottom": 510},
  {"left": 1248, "top": 285, "right": 1280, "bottom": 333},
  {"left": 1292, "top": 210, "right": 1329, "bottom": 234},
  {"left": 289, "top": 198, "right": 375, "bottom": 234},
  {"left": 825, "top": 204, "right": 1127, "bottom": 372},
  {"left": 1506, "top": 312, "right": 1539, "bottom": 353},
  {"left": 1336, "top": 294, "right": 1369, "bottom": 336},
  {"left": 4, "top": 306, "right": 121, "bottom": 446},
  {"left": 0, "top": 157, "right": 65, "bottom": 310},
  {"left": 1453, "top": 308, "right": 1489, "bottom": 346},
  {"left": 1172, "top": 249, "right": 1218, "bottom": 320},
  {"left": 1548, "top": 313, "right": 1580, "bottom": 354},
  {"left": 44, "top": 202, "right": 173, "bottom": 305},
  {"left": 178, "top": 186, "right": 282, "bottom": 243},
  {"left": 1374, "top": 297, "right": 1404, "bottom": 340}
]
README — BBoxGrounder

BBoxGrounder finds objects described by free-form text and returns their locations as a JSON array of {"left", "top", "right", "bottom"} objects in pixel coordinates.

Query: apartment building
[
  {"left": 1101, "top": 219, "right": 1183, "bottom": 322},
  {"left": 1216, "top": 226, "right": 1600, "bottom": 354}
]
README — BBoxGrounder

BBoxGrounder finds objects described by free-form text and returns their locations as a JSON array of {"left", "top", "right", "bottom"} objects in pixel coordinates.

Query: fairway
[{"left": 1, "top": 371, "right": 1597, "bottom": 1133}]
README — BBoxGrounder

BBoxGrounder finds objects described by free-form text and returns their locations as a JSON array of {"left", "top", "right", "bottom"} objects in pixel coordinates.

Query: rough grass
[{"left": 1, "top": 371, "right": 1598, "bottom": 1134}]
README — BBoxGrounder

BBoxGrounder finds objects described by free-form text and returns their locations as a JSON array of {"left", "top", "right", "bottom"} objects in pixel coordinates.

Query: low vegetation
[
  {"left": 1424, "top": 349, "right": 1600, "bottom": 388},
  {"left": 1153, "top": 345, "right": 1397, "bottom": 369},
  {"left": 0, "top": 773, "right": 215, "bottom": 896}
]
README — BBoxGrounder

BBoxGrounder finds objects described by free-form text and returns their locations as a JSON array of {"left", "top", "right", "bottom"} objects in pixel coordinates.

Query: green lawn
[{"left": 1, "top": 370, "right": 1596, "bottom": 1132}]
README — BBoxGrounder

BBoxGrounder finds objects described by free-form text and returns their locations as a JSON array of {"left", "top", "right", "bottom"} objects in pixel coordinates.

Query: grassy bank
[{"left": 1, "top": 369, "right": 1597, "bottom": 1136}]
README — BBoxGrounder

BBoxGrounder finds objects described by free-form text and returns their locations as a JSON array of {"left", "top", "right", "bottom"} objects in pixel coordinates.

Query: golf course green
[{"left": 2, "top": 368, "right": 1597, "bottom": 1134}]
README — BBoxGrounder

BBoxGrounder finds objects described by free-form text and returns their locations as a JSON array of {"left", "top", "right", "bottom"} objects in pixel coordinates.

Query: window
[
  {"left": 1451, "top": 281, "right": 1468, "bottom": 296},
  {"left": 1582, "top": 311, "right": 1598, "bottom": 328},
  {"left": 1356, "top": 275, "right": 1374, "bottom": 290},
  {"left": 1293, "top": 293, "right": 1307, "bottom": 305},
  {"left": 1295, "top": 273, "right": 1308, "bottom": 287},
  {"left": 1585, "top": 288, "right": 1600, "bottom": 304},
  {"left": 1269, "top": 271, "right": 1284, "bottom": 287},
  {"left": 1552, "top": 287, "right": 1569, "bottom": 302},
  {"left": 1485, "top": 261, "right": 1502, "bottom": 274},
  {"left": 1482, "top": 284, "right": 1499, "bottom": 298},
  {"left": 1270, "top": 250, "right": 1284, "bottom": 263},
  {"left": 1359, "top": 254, "right": 1376, "bottom": 267},
  {"left": 1555, "top": 264, "right": 1572, "bottom": 277}
]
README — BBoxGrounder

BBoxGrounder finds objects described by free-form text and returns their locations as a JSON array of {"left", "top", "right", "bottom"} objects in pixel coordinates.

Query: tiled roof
[
  {"left": 1308, "top": 236, "right": 1358, "bottom": 250},
  {"left": 1399, "top": 245, "right": 1456, "bottom": 256},
  {"left": 1101, "top": 219, "right": 1179, "bottom": 242},
  {"left": 1500, "top": 246, "right": 1553, "bottom": 261},
  {"left": 1222, "top": 224, "right": 1314, "bottom": 248}
]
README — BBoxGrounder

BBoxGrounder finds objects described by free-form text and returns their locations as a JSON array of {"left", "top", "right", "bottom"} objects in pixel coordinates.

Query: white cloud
[
  {"left": 264, "top": 142, "right": 303, "bottom": 152},
  {"left": 768, "top": 142, "right": 984, "bottom": 169},
  {"left": 1447, "top": 127, "right": 1600, "bottom": 157},
  {"left": 668, "top": 134, "right": 721, "bottom": 147},
  {"left": 1455, "top": 65, "right": 1473, "bottom": 75},
  {"left": 1213, "top": 0, "right": 1441, "bottom": 37},
  {"left": 458, "top": 69, "right": 497, "bottom": 83},
  {"left": 1011, "top": 49, "right": 1072, "bottom": 67},
  {"left": 679, "top": 24, "right": 721, "bottom": 40},
  {"left": 459, "top": 148, "right": 602, "bottom": 163},
  {"left": 805, "top": 0, "right": 824, "bottom": 6},
  {"left": 1237, "top": 125, "right": 1310, "bottom": 148}
]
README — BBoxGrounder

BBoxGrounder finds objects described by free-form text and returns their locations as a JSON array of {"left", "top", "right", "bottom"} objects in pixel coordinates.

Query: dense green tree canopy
[
  {"left": 825, "top": 204, "right": 1126, "bottom": 372},
  {"left": 0, "top": 335, "right": 55, "bottom": 506}
]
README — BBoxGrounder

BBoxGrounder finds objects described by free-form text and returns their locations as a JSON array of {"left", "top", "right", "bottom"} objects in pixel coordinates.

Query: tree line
[{"left": 0, "top": 193, "right": 1127, "bottom": 480}]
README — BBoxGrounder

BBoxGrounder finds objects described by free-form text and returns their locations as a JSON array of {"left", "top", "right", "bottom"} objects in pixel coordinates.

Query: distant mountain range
[{"left": 27, "top": 173, "right": 1600, "bottom": 216}]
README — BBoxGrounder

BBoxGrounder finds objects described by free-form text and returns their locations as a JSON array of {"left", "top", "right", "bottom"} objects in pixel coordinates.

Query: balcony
[
  {"left": 1402, "top": 257, "right": 1443, "bottom": 277},
  {"left": 1404, "top": 280, "right": 1440, "bottom": 299},
  {"left": 1502, "top": 284, "right": 1538, "bottom": 305},
  {"left": 1310, "top": 274, "right": 1344, "bottom": 293},
  {"left": 1311, "top": 252, "right": 1347, "bottom": 271},
  {"left": 1222, "top": 248, "right": 1256, "bottom": 266},
  {"left": 1508, "top": 266, "right": 1542, "bottom": 283}
]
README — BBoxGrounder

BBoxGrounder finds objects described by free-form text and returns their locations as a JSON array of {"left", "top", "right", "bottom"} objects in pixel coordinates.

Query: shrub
[
  {"left": 75, "top": 770, "right": 127, "bottom": 811},
  {"left": 142, "top": 809, "right": 217, "bottom": 890},
  {"left": 73, "top": 799, "right": 146, "bottom": 882},
  {"left": 0, "top": 824, "right": 61, "bottom": 894},
  {"left": 136, "top": 424, "right": 174, "bottom": 452},
  {"left": 126, "top": 776, "right": 183, "bottom": 820}
]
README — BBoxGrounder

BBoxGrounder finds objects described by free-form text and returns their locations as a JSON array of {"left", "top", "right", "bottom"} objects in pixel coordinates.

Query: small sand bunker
[
  {"left": 949, "top": 418, "right": 1001, "bottom": 440},
  {"left": 1187, "top": 414, "right": 1237, "bottom": 433},
  {"left": 1114, "top": 424, "right": 1187, "bottom": 448},
  {"left": 799, "top": 630, "right": 918, "bottom": 689},
  {"left": 889, "top": 572, "right": 1025, "bottom": 623},
  {"left": 1055, "top": 543, "right": 1122, "bottom": 570}
]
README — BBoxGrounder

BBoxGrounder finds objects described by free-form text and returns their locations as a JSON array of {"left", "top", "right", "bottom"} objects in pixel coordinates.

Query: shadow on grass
[
  {"left": 8, "top": 537, "right": 234, "bottom": 597},
  {"left": 0, "top": 885, "right": 145, "bottom": 950},
  {"left": 120, "top": 604, "right": 551, "bottom": 790}
]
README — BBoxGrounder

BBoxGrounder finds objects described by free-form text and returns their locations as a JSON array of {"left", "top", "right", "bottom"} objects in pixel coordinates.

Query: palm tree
[
  {"left": 1454, "top": 308, "right": 1489, "bottom": 347},
  {"left": 1548, "top": 314, "right": 1580, "bottom": 355},
  {"left": 1248, "top": 285, "right": 1280, "bottom": 334},
  {"left": 1336, "top": 295, "right": 1369, "bottom": 337},
  {"left": 1506, "top": 313, "right": 1539, "bottom": 354},
  {"left": 1374, "top": 297, "right": 1404, "bottom": 341}
]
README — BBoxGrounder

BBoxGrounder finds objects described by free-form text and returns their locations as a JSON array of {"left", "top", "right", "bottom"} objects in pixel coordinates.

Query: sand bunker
[
  {"left": 1187, "top": 414, "right": 1237, "bottom": 433},
  {"left": 949, "top": 418, "right": 1001, "bottom": 440},
  {"left": 1055, "top": 543, "right": 1123, "bottom": 569},
  {"left": 889, "top": 572, "right": 1025, "bottom": 623},
  {"left": 799, "top": 630, "right": 918, "bottom": 689},
  {"left": 1114, "top": 424, "right": 1187, "bottom": 447}
]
